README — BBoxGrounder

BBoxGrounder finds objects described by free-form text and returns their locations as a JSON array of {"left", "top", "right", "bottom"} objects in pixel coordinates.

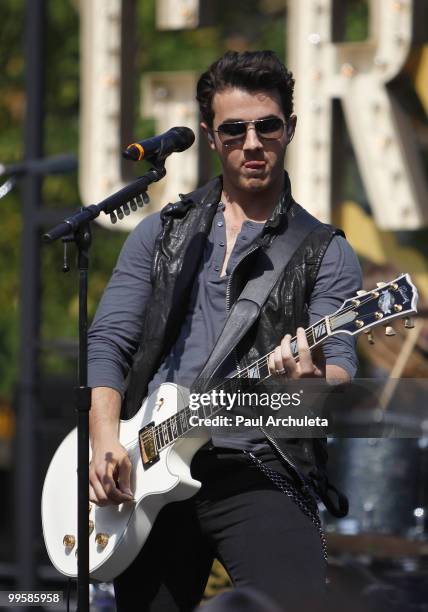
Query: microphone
[
  {"left": 123, "top": 127, "right": 195, "bottom": 162},
  {"left": 0, "top": 153, "right": 77, "bottom": 177}
]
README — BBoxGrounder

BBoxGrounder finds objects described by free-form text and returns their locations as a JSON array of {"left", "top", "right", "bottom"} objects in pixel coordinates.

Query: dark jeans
[{"left": 113, "top": 449, "right": 326, "bottom": 612}]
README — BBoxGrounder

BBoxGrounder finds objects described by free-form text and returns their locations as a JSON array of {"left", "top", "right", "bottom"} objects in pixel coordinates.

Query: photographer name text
[{"left": 188, "top": 414, "right": 329, "bottom": 427}]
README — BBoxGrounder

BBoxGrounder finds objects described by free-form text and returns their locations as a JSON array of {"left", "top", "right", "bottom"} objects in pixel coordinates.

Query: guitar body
[{"left": 41, "top": 383, "right": 209, "bottom": 582}]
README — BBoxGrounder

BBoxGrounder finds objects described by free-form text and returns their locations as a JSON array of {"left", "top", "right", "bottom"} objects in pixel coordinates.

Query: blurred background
[{"left": 0, "top": 0, "right": 427, "bottom": 610}]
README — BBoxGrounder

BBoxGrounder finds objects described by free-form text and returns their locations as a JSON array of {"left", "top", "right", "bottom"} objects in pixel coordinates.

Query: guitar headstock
[{"left": 329, "top": 273, "right": 418, "bottom": 339}]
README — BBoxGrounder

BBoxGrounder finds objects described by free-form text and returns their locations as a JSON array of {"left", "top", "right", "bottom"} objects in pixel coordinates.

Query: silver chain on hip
[{"left": 244, "top": 451, "right": 328, "bottom": 561}]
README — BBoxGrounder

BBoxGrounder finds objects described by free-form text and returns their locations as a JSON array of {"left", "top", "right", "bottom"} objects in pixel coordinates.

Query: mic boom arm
[{"left": 44, "top": 165, "right": 166, "bottom": 243}]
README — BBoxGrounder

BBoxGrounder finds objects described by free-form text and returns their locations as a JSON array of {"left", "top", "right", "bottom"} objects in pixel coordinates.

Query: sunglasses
[{"left": 214, "top": 116, "right": 286, "bottom": 146}]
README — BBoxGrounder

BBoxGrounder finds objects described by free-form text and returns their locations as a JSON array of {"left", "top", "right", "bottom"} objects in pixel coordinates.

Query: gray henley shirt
[{"left": 88, "top": 203, "right": 362, "bottom": 449}]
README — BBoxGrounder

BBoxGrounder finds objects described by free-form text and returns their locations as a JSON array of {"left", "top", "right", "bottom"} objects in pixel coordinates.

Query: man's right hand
[
  {"left": 89, "top": 386, "right": 134, "bottom": 506},
  {"left": 89, "top": 437, "right": 134, "bottom": 506}
]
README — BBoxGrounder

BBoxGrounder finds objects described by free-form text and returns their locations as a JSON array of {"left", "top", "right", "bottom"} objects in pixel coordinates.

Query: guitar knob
[
  {"left": 63, "top": 535, "right": 76, "bottom": 550},
  {"left": 376, "top": 282, "right": 386, "bottom": 288},
  {"left": 89, "top": 520, "right": 94, "bottom": 536},
  {"left": 385, "top": 326, "right": 396, "bottom": 336},
  {"left": 394, "top": 304, "right": 403, "bottom": 312},
  {"left": 404, "top": 317, "right": 415, "bottom": 329},
  {"left": 356, "top": 290, "right": 366, "bottom": 296},
  {"left": 95, "top": 533, "right": 109, "bottom": 549},
  {"left": 364, "top": 330, "right": 375, "bottom": 344}
]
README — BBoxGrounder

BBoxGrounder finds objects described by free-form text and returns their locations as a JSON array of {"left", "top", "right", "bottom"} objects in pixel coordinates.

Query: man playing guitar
[{"left": 88, "top": 50, "right": 362, "bottom": 611}]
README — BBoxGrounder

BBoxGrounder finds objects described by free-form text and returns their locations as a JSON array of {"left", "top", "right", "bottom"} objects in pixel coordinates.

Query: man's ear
[
  {"left": 286, "top": 114, "right": 297, "bottom": 144},
  {"left": 200, "top": 122, "right": 216, "bottom": 151}
]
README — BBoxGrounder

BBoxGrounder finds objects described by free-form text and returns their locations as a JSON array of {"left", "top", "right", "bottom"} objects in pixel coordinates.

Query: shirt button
[
  {"left": 217, "top": 221, "right": 223, "bottom": 227},
  {"left": 214, "top": 265, "right": 220, "bottom": 272},
  {"left": 219, "top": 241, "right": 225, "bottom": 247}
]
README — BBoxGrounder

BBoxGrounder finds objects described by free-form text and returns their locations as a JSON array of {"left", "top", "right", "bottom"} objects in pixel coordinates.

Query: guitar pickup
[{"left": 138, "top": 422, "right": 159, "bottom": 469}]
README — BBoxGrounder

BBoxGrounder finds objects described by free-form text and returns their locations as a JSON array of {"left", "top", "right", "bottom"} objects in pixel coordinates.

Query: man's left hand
[{"left": 268, "top": 327, "right": 324, "bottom": 379}]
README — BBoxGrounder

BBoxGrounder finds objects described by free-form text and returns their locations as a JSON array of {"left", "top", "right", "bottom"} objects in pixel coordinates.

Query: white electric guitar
[{"left": 42, "top": 274, "right": 418, "bottom": 581}]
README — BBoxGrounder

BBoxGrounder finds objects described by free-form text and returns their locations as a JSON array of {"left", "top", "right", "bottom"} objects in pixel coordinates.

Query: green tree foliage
[{"left": 0, "top": 0, "right": 24, "bottom": 398}]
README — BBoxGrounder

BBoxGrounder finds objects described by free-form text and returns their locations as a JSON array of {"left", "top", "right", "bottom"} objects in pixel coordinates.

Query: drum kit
[
  {"left": 323, "top": 437, "right": 428, "bottom": 611},
  {"left": 322, "top": 275, "right": 428, "bottom": 610}
]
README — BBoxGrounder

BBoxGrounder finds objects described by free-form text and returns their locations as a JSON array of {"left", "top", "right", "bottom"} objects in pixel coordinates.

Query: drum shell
[{"left": 325, "top": 438, "right": 426, "bottom": 537}]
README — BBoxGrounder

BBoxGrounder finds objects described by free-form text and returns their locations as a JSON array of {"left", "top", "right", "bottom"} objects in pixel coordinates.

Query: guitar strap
[
  {"left": 192, "top": 206, "right": 320, "bottom": 392},
  {"left": 192, "top": 206, "right": 350, "bottom": 517}
]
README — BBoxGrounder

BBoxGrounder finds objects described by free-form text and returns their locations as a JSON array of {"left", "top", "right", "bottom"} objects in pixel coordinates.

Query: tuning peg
[
  {"left": 130, "top": 198, "right": 138, "bottom": 211},
  {"left": 356, "top": 290, "right": 366, "bottom": 296},
  {"left": 122, "top": 202, "right": 131, "bottom": 216},
  {"left": 110, "top": 212, "right": 117, "bottom": 224},
  {"left": 376, "top": 282, "right": 386, "bottom": 288},
  {"left": 404, "top": 317, "right": 415, "bottom": 329},
  {"left": 142, "top": 192, "right": 150, "bottom": 204},
  {"left": 384, "top": 326, "right": 396, "bottom": 336},
  {"left": 365, "top": 330, "right": 375, "bottom": 344},
  {"left": 117, "top": 208, "right": 124, "bottom": 220}
]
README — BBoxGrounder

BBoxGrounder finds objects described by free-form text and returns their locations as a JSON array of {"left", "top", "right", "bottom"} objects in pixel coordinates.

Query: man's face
[{"left": 203, "top": 87, "right": 296, "bottom": 194}]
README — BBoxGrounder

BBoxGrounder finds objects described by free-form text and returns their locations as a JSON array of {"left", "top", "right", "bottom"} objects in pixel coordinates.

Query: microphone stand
[
  {"left": 0, "top": 154, "right": 77, "bottom": 201},
  {"left": 44, "top": 163, "right": 166, "bottom": 612}
]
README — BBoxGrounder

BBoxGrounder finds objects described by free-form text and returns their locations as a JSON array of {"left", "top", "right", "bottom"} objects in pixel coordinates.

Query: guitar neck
[
  {"left": 227, "top": 315, "right": 333, "bottom": 383},
  {"left": 146, "top": 273, "right": 418, "bottom": 452},
  {"left": 151, "top": 315, "right": 336, "bottom": 451}
]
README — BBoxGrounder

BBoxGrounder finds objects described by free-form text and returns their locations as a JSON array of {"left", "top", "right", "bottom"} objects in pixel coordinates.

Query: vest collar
[{"left": 176, "top": 171, "right": 293, "bottom": 225}]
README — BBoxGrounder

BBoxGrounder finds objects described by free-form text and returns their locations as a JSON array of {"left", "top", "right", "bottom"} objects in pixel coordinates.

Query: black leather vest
[{"left": 124, "top": 174, "right": 347, "bottom": 514}]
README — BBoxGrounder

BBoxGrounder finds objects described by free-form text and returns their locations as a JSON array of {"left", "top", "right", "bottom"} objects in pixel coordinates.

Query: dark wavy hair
[{"left": 196, "top": 50, "right": 295, "bottom": 128}]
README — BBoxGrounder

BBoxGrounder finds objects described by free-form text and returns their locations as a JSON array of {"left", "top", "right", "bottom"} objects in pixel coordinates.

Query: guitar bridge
[{"left": 138, "top": 422, "right": 159, "bottom": 469}]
